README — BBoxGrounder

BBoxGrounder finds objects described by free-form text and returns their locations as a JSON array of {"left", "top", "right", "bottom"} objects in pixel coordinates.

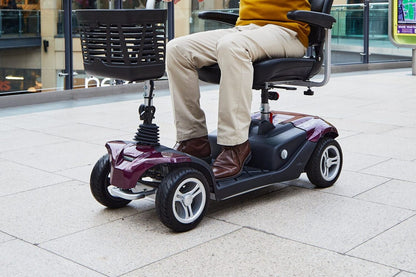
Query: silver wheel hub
[
  {"left": 172, "top": 177, "right": 206, "bottom": 224},
  {"left": 183, "top": 195, "right": 193, "bottom": 206},
  {"left": 320, "top": 145, "right": 341, "bottom": 182}
]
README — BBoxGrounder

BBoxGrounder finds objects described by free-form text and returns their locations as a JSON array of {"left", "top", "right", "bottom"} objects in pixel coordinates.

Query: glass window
[
  {"left": 123, "top": 0, "right": 147, "bottom": 9},
  {"left": 72, "top": 0, "right": 98, "bottom": 10},
  {"left": 190, "top": 0, "right": 237, "bottom": 33},
  {"left": 0, "top": 68, "right": 41, "bottom": 95}
]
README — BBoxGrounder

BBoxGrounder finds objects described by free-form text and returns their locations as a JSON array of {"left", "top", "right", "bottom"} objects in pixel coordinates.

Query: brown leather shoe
[
  {"left": 174, "top": 135, "right": 211, "bottom": 161},
  {"left": 212, "top": 140, "right": 251, "bottom": 180}
]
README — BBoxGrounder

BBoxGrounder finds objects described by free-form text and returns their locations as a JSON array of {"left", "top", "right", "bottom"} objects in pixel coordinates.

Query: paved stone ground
[{"left": 0, "top": 69, "right": 415, "bottom": 277}]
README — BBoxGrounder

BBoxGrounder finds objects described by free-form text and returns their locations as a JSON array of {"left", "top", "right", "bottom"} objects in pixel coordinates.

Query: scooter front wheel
[
  {"left": 90, "top": 154, "right": 131, "bottom": 208},
  {"left": 156, "top": 168, "right": 209, "bottom": 232},
  {"left": 306, "top": 137, "right": 343, "bottom": 188}
]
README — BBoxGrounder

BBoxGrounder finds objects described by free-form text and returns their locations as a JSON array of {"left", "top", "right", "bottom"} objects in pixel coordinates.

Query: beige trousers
[{"left": 166, "top": 24, "right": 306, "bottom": 146}]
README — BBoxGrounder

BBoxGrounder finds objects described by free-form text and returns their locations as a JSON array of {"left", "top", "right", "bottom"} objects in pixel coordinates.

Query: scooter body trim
[
  {"left": 105, "top": 111, "right": 338, "bottom": 194},
  {"left": 106, "top": 141, "right": 192, "bottom": 189},
  {"left": 253, "top": 111, "right": 338, "bottom": 142}
]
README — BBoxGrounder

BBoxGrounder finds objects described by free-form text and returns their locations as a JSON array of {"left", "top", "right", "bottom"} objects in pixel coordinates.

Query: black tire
[
  {"left": 90, "top": 154, "right": 131, "bottom": 208},
  {"left": 306, "top": 137, "right": 343, "bottom": 188},
  {"left": 156, "top": 167, "right": 209, "bottom": 232}
]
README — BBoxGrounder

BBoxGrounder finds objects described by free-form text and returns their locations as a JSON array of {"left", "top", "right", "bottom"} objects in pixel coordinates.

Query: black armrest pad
[
  {"left": 198, "top": 11, "right": 238, "bottom": 26},
  {"left": 287, "top": 10, "right": 336, "bottom": 29}
]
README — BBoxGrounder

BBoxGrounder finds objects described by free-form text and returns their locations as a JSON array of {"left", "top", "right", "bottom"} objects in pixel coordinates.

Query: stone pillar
[
  {"left": 174, "top": 0, "right": 191, "bottom": 37},
  {"left": 40, "top": 0, "right": 59, "bottom": 91}
]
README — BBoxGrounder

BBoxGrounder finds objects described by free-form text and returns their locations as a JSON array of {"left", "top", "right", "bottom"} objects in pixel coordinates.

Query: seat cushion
[{"left": 198, "top": 57, "right": 316, "bottom": 89}]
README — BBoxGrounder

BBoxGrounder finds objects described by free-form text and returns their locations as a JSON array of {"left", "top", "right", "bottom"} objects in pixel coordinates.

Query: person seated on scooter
[{"left": 164, "top": 0, "right": 310, "bottom": 180}]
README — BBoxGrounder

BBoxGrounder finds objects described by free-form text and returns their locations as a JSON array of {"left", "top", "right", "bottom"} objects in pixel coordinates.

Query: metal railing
[
  {"left": 331, "top": 2, "right": 410, "bottom": 64},
  {"left": 0, "top": 3, "right": 412, "bottom": 96},
  {"left": 57, "top": 10, "right": 79, "bottom": 36},
  {"left": 0, "top": 9, "right": 40, "bottom": 38},
  {"left": 190, "top": 2, "right": 411, "bottom": 64}
]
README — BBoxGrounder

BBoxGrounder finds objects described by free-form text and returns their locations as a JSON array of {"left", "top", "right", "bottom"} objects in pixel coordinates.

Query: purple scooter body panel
[
  {"left": 106, "top": 141, "right": 191, "bottom": 189},
  {"left": 252, "top": 111, "right": 338, "bottom": 142},
  {"left": 107, "top": 112, "right": 337, "bottom": 190}
]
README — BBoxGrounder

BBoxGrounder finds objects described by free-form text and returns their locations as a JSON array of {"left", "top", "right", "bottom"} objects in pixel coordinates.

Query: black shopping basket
[{"left": 76, "top": 9, "right": 167, "bottom": 82}]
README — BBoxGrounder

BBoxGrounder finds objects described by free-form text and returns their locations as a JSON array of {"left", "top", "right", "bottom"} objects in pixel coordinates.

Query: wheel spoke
[
  {"left": 174, "top": 192, "right": 197, "bottom": 220},
  {"left": 170, "top": 175, "right": 207, "bottom": 225},
  {"left": 322, "top": 145, "right": 341, "bottom": 181},
  {"left": 175, "top": 191, "right": 184, "bottom": 200},
  {"left": 189, "top": 185, "right": 202, "bottom": 199},
  {"left": 307, "top": 140, "right": 342, "bottom": 186},
  {"left": 322, "top": 163, "right": 329, "bottom": 178},
  {"left": 176, "top": 200, "right": 188, "bottom": 218},
  {"left": 323, "top": 150, "right": 329, "bottom": 161},
  {"left": 185, "top": 205, "right": 194, "bottom": 219},
  {"left": 327, "top": 157, "right": 339, "bottom": 167}
]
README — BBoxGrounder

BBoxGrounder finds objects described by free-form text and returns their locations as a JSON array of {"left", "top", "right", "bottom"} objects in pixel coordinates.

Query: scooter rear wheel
[
  {"left": 90, "top": 154, "right": 132, "bottom": 208},
  {"left": 156, "top": 167, "right": 209, "bottom": 232},
  {"left": 306, "top": 137, "right": 342, "bottom": 188}
]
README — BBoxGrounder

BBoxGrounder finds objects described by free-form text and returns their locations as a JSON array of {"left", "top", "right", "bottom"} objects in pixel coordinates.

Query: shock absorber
[{"left": 134, "top": 80, "right": 160, "bottom": 146}]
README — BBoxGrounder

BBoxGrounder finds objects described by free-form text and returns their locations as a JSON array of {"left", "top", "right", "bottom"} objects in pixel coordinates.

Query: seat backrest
[
  {"left": 306, "top": 0, "right": 334, "bottom": 78},
  {"left": 310, "top": 0, "right": 333, "bottom": 13},
  {"left": 309, "top": 0, "right": 334, "bottom": 46}
]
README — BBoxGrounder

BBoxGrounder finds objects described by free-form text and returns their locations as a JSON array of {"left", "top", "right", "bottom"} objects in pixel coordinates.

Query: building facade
[{"left": 0, "top": 0, "right": 412, "bottom": 95}]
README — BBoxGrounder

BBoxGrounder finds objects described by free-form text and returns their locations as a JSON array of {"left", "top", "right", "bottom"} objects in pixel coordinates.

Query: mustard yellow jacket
[{"left": 236, "top": 0, "right": 311, "bottom": 47}]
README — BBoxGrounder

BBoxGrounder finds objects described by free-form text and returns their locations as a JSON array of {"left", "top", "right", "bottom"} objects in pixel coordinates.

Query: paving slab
[
  {"left": 0, "top": 159, "right": 70, "bottom": 196},
  {"left": 341, "top": 151, "right": 390, "bottom": 172},
  {"left": 0, "top": 231, "right": 14, "bottom": 244},
  {"left": 337, "top": 130, "right": 361, "bottom": 142},
  {"left": 122, "top": 228, "right": 399, "bottom": 277},
  {"left": 41, "top": 122, "right": 132, "bottom": 144},
  {"left": 358, "top": 95, "right": 416, "bottom": 114},
  {"left": 0, "top": 128, "right": 69, "bottom": 153},
  {"left": 382, "top": 126, "right": 416, "bottom": 140},
  {"left": 348, "top": 215, "right": 416, "bottom": 273},
  {"left": 284, "top": 171, "right": 390, "bottom": 198},
  {"left": 56, "top": 164, "right": 95, "bottom": 183},
  {"left": 325, "top": 118, "right": 398, "bottom": 135},
  {"left": 349, "top": 109, "right": 416, "bottom": 128},
  {"left": 0, "top": 180, "right": 154, "bottom": 244},
  {"left": 1, "top": 69, "right": 415, "bottom": 276},
  {"left": 0, "top": 141, "right": 104, "bottom": 172},
  {"left": 40, "top": 214, "right": 240, "bottom": 276},
  {"left": 318, "top": 170, "right": 390, "bottom": 197},
  {"left": 36, "top": 102, "right": 141, "bottom": 133},
  {"left": 210, "top": 186, "right": 414, "bottom": 253},
  {"left": 396, "top": 272, "right": 416, "bottom": 277},
  {"left": 362, "top": 159, "right": 416, "bottom": 183},
  {"left": 0, "top": 240, "right": 104, "bottom": 277},
  {"left": 355, "top": 179, "right": 416, "bottom": 210},
  {"left": 0, "top": 113, "right": 69, "bottom": 131},
  {"left": 341, "top": 133, "right": 416, "bottom": 161},
  {"left": 0, "top": 121, "right": 18, "bottom": 131}
]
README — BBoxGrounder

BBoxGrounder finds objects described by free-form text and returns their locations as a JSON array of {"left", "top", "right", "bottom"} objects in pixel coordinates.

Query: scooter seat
[{"left": 198, "top": 57, "right": 316, "bottom": 89}]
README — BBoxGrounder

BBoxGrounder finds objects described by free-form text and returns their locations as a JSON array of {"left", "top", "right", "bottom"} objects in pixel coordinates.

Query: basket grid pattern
[{"left": 79, "top": 22, "right": 166, "bottom": 66}]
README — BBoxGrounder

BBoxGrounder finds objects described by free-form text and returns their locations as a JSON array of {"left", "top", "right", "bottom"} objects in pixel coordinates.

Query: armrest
[
  {"left": 198, "top": 11, "right": 238, "bottom": 26},
  {"left": 287, "top": 10, "right": 336, "bottom": 29}
]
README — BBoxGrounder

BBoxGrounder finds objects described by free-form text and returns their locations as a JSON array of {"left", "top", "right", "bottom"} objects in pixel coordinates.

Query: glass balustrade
[
  {"left": 190, "top": 3, "right": 413, "bottom": 64},
  {"left": 0, "top": 9, "right": 40, "bottom": 37},
  {"left": 52, "top": 3, "right": 413, "bottom": 64},
  {"left": 0, "top": 2, "right": 413, "bottom": 96}
]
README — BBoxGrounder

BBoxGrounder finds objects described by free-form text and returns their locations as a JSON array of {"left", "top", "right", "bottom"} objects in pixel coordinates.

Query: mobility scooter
[{"left": 76, "top": 0, "right": 342, "bottom": 232}]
